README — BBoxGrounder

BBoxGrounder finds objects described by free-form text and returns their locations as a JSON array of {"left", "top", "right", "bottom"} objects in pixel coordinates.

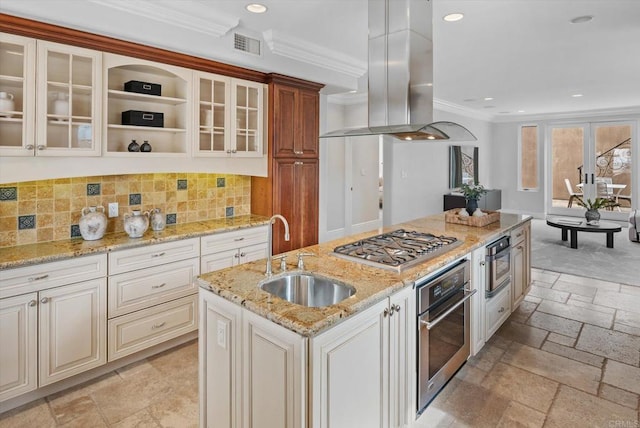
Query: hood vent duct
[{"left": 321, "top": 0, "right": 476, "bottom": 141}]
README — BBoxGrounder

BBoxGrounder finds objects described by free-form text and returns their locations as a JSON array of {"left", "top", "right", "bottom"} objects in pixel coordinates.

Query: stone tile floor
[{"left": 1, "top": 268, "right": 639, "bottom": 427}]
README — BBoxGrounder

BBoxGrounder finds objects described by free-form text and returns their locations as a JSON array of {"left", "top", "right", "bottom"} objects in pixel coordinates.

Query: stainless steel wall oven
[
  {"left": 417, "top": 259, "right": 475, "bottom": 414},
  {"left": 485, "top": 235, "right": 511, "bottom": 297}
]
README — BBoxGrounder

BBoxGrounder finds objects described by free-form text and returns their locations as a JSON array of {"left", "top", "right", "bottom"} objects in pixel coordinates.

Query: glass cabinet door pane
[
  {"left": 200, "top": 79, "right": 212, "bottom": 103},
  {"left": 47, "top": 51, "right": 70, "bottom": 84},
  {"left": 0, "top": 41, "right": 26, "bottom": 149},
  {"left": 247, "top": 87, "right": 258, "bottom": 108},
  {"left": 71, "top": 56, "right": 92, "bottom": 86},
  {"left": 0, "top": 42, "right": 24, "bottom": 78},
  {"left": 47, "top": 122, "right": 69, "bottom": 149},
  {"left": 236, "top": 85, "right": 247, "bottom": 107},
  {"left": 71, "top": 89, "right": 92, "bottom": 118},
  {"left": 213, "top": 81, "right": 225, "bottom": 103}
]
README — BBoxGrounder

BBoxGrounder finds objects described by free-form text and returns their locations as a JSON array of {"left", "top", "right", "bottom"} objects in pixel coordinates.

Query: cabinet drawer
[
  {"left": 108, "top": 258, "right": 199, "bottom": 318},
  {"left": 108, "top": 238, "right": 200, "bottom": 275},
  {"left": 511, "top": 223, "right": 528, "bottom": 245},
  {"left": 200, "top": 226, "right": 268, "bottom": 256},
  {"left": 0, "top": 254, "right": 107, "bottom": 298},
  {"left": 486, "top": 285, "right": 511, "bottom": 339},
  {"left": 108, "top": 294, "right": 197, "bottom": 361}
]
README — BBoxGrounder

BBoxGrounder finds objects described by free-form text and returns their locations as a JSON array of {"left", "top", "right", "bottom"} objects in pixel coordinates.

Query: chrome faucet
[{"left": 266, "top": 214, "right": 290, "bottom": 276}]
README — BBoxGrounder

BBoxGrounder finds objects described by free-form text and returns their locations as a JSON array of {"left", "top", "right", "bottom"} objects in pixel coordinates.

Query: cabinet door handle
[
  {"left": 294, "top": 161, "right": 303, "bottom": 165},
  {"left": 498, "top": 307, "right": 505, "bottom": 313},
  {"left": 517, "top": 246, "right": 523, "bottom": 250},
  {"left": 479, "top": 261, "right": 485, "bottom": 266},
  {"left": 152, "top": 322, "right": 166, "bottom": 329},
  {"left": 28, "top": 300, "right": 37, "bottom": 307},
  {"left": 392, "top": 304, "right": 401, "bottom": 313},
  {"left": 515, "top": 232, "right": 523, "bottom": 238},
  {"left": 37, "top": 145, "right": 45, "bottom": 151},
  {"left": 28, "top": 274, "right": 49, "bottom": 282},
  {"left": 240, "top": 252, "right": 246, "bottom": 257},
  {"left": 40, "top": 297, "right": 49, "bottom": 304},
  {"left": 231, "top": 149, "right": 237, "bottom": 153},
  {"left": 151, "top": 283, "right": 166, "bottom": 289},
  {"left": 234, "top": 253, "right": 240, "bottom": 258},
  {"left": 151, "top": 252, "right": 166, "bottom": 258},
  {"left": 294, "top": 150, "right": 303, "bottom": 155},
  {"left": 383, "top": 308, "right": 389, "bottom": 317},
  {"left": 234, "top": 237, "right": 245, "bottom": 241},
  {"left": 227, "top": 149, "right": 232, "bottom": 154},
  {"left": 25, "top": 144, "right": 34, "bottom": 150}
]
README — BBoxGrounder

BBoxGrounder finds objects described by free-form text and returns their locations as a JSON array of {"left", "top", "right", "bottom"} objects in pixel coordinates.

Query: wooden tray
[{"left": 444, "top": 209, "right": 500, "bottom": 227}]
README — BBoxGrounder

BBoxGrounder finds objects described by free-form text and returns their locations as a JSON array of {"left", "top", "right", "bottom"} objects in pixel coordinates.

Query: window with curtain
[{"left": 519, "top": 125, "right": 538, "bottom": 191}]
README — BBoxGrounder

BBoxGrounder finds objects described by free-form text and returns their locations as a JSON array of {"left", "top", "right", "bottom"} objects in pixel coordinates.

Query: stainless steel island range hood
[{"left": 321, "top": 0, "right": 476, "bottom": 141}]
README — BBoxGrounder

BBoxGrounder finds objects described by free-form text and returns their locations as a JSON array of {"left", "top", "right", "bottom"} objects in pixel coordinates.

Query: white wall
[{"left": 384, "top": 109, "right": 494, "bottom": 225}]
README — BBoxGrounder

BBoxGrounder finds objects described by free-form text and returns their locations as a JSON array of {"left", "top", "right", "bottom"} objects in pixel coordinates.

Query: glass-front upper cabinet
[
  {"left": 36, "top": 41, "right": 102, "bottom": 156},
  {"left": 231, "top": 79, "right": 264, "bottom": 157},
  {"left": 0, "top": 33, "right": 36, "bottom": 156},
  {"left": 193, "top": 71, "right": 230, "bottom": 157}
]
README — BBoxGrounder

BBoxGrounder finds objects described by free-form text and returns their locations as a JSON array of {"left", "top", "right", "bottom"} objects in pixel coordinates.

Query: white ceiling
[{"left": 3, "top": 0, "right": 640, "bottom": 120}]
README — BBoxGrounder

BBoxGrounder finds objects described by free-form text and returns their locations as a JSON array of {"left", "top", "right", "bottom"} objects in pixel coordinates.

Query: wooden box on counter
[{"left": 444, "top": 209, "right": 500, "bottom": 227}]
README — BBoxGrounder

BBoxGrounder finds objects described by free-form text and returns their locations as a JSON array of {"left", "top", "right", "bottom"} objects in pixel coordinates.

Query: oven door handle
[
  {"left": 485, "top": 247, "right": 510, "bottom": 262},
  {"left": 420, "top": 288, "right": 477, "bottom": 330}
]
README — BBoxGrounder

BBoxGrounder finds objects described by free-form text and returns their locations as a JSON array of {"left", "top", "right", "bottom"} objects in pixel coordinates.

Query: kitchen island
[{"left": 197, "top": 212, "right": 531, "bottom": 428}]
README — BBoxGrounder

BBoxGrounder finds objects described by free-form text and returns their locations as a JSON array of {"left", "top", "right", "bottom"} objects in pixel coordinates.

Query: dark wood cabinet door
[
  {"left": 272, "top": 84, "right": 298, "bottom": 158},
  {"left": 272, "top": 85, "right": 319, "bottom": 158},
  {"left": 272, "top": 158, "right": 319, "bottom": 254},
  {"left": 298, "top": 89, "right": 319, "bottom": 158},
  {"left": 296, "top": 159, "right": 319, "bottom": 248}
]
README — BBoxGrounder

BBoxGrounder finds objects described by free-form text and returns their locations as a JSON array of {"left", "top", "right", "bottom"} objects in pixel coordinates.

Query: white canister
[
  {"left": 52, "top": 92, "right": 69, "bottom": 119},
  {"left": 0, "top": 92, "right": 15, "bottom": 117},
  {"left": 150, "top": 208, "right": 166, "bottom": 231},
  {"left": 203, "top": 109, "right": 213, "bottom": 127},
  {"left": 79, "top": 206, "right": 107, "bottom": 241},
  {"left": 123, "top": 210, "right": 149, "bottom": 238}
]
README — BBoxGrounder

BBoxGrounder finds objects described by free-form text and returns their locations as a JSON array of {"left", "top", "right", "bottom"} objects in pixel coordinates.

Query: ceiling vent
[{"left": 234, "top": 33, "right": 261, "bottom": 56}]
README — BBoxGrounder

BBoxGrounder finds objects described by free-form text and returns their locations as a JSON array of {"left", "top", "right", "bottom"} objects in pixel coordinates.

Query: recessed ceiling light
[
  {"left": 246, "top": 3, "right": 267, "bottom": 13},
  {"left": 348, "top": 90, "right": 357, "bottom": 94},
  {"left": 570, "top": 15, "right": 593, "bottom": 24},
  {"left": 483, "top": 97, "right": 494, "bottom": 101},
  {"left": 426, "top": 136, "right": 436, "bottom": 140},
  {"left": 443, "top": 13, "right": 464, "bottom": 22},
  {"left": 426, "top": 83, "right": 433, "bottom": 87},
  {"left": 571, "top": 93, "right": 584, "bottom": 97},
  {"left": 517, "top": 110, "right": 526, "bottom": 113},
  {"left": 405, "top": 136, "right": 413, "bottom": 141}
]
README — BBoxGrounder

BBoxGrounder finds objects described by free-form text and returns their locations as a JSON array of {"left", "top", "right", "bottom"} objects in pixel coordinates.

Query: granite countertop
[
  {"left": 0, "top": 214, "right": 270, "bottom": 270},
  {"left": 197, "top": 212, "right": 532, "bottom": 337}
]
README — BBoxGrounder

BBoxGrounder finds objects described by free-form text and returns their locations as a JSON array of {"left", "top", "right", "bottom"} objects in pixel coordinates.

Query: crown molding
[
  {"left": 263, "top": 29, "right": 367, "bottom": 79},
  {"left": 88, "top": 0, "right": 238, "bottom": 38},
  {"left": 433, "top": 98, "right": 495, "bottom": 122},
  {"left": 491, "top": 105, "right": 640, "bottom": 123}
]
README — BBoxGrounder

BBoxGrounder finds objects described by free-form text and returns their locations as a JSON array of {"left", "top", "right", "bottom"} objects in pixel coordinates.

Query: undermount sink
[{"left": 259, "top": 273, "right": 356, "bottom": 308}]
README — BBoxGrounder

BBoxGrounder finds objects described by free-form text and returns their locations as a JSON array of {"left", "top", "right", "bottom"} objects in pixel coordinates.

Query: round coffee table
[{"left": 546, "top": 217, "right": 622, "bottom": 249}]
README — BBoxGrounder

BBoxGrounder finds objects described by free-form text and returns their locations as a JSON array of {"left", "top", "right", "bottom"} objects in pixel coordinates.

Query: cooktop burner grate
[{"left": 333, "top": 229, "right": 462, "bottom": 272}]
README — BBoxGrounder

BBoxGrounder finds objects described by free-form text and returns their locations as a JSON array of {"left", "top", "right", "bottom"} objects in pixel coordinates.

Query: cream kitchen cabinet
[
  {"left": 485, "top": 282, "right": 511, "bottom": 339},
  {"left": 0, "top": 254, "right": 108, "bottom": 401},
  {"left": 199, "top": 290, "right": 306, "bottom": 428},
  {"left": 103, "top": 53, "right": 191, "bottom": 156},
  {"left": 469, "top": 247, "right": 487, "bottom": 356},
  {"left": 511, "top": 221, "right": 531, "bottom": 308},
  {"left": 200, "top": 226, "right": 268, "bottom": 274},
  {"left": 0, "top": 293, "right": 37, "bottom": 402},
  {"left": 200, "top": 284, "right": 415, "bottom": 428},
  {"left": 107, "top": 238, "right": 200, "bottom": 361},
  {"left": 193, "top": 72, "right": 266, "bottom": 159},
  {"left": 310, "top": 286, "right": 414, "bottom": 428},
  {"left": 0, "top": 34, "right": 102, "bottom": 157}
]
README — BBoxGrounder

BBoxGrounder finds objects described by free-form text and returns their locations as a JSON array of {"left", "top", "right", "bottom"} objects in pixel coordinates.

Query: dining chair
[{"left": 564, "top": 178, "right": 583, "bottom": 208}]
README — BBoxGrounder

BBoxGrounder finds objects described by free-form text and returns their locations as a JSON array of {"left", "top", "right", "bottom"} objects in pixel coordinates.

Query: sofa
[{"left": 630, "top": 210, "right": 639, "bottom": 242}]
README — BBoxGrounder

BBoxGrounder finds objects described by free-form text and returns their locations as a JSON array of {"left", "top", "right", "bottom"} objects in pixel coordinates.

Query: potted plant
[
  {"left": 460, "top": 183, "right": 488, "bottom": 215},
  {"left": 575, "top": 197, "right": 620, "bottom": 224}
]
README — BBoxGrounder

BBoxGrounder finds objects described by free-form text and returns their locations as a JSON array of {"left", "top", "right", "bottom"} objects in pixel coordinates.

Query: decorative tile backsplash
[{"left": 0, "top": 173, "right": 251, "bottom": 248}]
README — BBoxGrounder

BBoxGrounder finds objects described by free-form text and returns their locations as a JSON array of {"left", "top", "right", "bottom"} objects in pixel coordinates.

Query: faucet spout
[{"left": 266, "top": 214, "right": 290, "bottom": 276}]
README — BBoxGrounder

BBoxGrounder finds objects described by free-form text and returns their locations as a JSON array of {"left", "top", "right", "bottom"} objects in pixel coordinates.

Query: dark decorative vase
[
  {"left": 140, "top": 141, "right": 152, "bottom": 152},
  {"left": 585, "top": 209, "right": 600, "bottom": 224},
  {"left": 127, "top": 139, "right": 140, "bottom": 152},
  {"left": 466, "top": 198, "right": 478, "bottom": 216}
]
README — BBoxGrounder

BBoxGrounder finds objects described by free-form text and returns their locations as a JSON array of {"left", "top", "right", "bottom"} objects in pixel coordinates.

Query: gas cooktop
[{"left": 332, "top": 229, "right": 462, "bottom": 272}]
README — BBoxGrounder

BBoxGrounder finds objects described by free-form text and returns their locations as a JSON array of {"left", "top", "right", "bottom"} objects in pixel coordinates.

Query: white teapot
[
  {"left": 123, "top": 210, "right": 149, "bottom": 238},
  {"left": 52, "top": 92, "right": 69, "bottom": 119},
  {"left": 79, "top": 206, "right": 107, "bottom": 241},
  {"left": 0, "top": 92, "right": 15, "bottom": 117}
]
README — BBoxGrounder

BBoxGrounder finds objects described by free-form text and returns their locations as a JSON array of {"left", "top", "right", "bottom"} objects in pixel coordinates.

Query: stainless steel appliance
[
  {"left": 485, "top": 236, "right": 511, "bottom": 297},
  {"left": 417, "top": 259, "right": 475, "bottom": 414},
  {"left": 332, "top": 229, "right": 462, "bottom": 272}
]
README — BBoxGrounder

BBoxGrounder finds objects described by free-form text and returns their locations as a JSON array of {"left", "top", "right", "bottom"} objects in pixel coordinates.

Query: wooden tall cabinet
[{"left": 252, "top": 74, "right": 324, "bottom": 255}]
